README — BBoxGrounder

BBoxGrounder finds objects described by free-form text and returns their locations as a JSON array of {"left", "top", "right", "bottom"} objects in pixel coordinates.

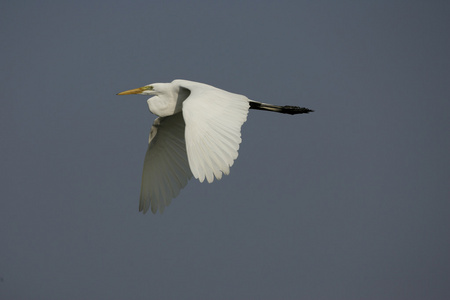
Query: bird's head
[{"left": 117, "top": 84, "right": 157, "bottom": 96}]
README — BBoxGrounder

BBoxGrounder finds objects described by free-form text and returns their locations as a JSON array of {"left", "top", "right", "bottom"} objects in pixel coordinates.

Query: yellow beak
[{"left": 116, "top": 86, "right": 147, "bottom": 95}]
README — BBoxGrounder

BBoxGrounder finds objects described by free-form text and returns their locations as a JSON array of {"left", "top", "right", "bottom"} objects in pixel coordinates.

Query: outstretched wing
[
  {"left": 140, "top": 112, "right": 193, "bottom": 214},
  {"left": 175, "top": 80, "right": 250, "bottom": 183}
]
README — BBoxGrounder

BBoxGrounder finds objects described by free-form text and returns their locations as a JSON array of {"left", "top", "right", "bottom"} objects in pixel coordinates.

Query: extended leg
[{"left": 249, "top": 101, "right": 314, "bottom": 115}]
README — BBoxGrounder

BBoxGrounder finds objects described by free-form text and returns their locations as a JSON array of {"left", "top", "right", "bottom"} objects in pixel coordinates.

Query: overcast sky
[{"left": 1, "top": 1, "right": 449, "bottom": 299}]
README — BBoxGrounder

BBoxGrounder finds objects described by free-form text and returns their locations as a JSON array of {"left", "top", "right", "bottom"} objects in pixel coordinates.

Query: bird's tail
[{"left": 249, "top": 100, "right": 314, "bottom": 115}]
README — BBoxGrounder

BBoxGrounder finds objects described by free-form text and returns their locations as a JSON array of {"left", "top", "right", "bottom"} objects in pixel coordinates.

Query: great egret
[{"left": 117, "top": 79, "right": 313, "bottom": 214}]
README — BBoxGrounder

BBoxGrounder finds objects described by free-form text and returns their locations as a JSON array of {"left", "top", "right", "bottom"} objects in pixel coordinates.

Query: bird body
[{"left": 117, "top": 79, "right": 313, "bottom": 214}]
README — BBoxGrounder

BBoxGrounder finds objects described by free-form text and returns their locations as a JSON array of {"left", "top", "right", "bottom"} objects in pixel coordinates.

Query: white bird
[{"left": 117, "top": 79, "right": 313, "bottom": 214}]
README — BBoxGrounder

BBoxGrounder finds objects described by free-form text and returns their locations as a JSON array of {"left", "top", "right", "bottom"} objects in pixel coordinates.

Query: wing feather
[
  {"left": 139, "top": 112, "right": 193, "bottom": 214},
  {"left": 176, "top": 80, "right": 249, "bottom": 183}
]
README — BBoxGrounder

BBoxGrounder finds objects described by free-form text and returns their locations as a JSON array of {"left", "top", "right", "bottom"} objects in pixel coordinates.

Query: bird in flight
[{"left": 117, "top": 79, "right": 313, "bottom": 214}]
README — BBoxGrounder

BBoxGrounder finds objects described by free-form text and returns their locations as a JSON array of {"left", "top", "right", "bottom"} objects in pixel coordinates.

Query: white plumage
[{"left": 117, "top": 79, "right": 313, "bottom": 214}]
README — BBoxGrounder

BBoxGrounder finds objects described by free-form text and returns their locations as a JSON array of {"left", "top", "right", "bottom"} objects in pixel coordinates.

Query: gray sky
[{"left": 1, "top": 1, "right": 449, "bottom": 299}]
